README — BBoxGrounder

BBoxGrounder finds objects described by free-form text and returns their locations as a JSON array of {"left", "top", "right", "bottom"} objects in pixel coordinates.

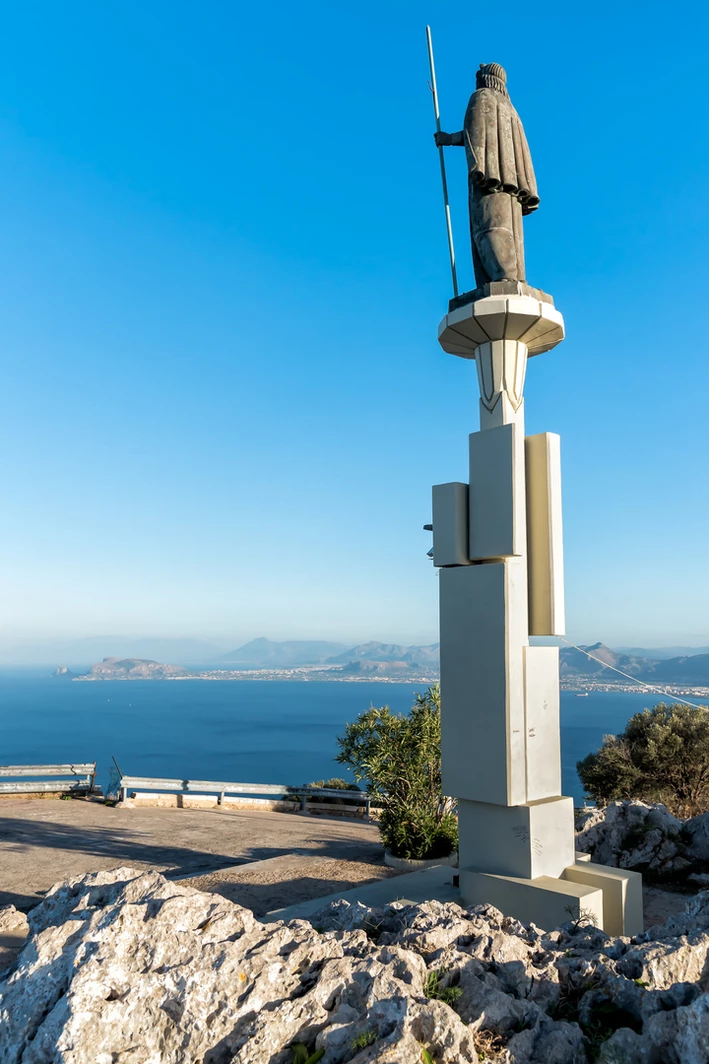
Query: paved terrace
[
  {"left": 0, "top": 797, "right": 690, "bottom": 939},
  {"left": 0, "top": 796, "right": 393, "bottom": 915}
]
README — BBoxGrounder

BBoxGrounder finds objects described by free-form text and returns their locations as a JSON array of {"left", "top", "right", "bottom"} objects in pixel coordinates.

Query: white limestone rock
[
  {"left": 685, "top": 811, "right": 709, "bottom": 863},
  {"left": 1, "top": 868, "right": 709, "bottom": 1063},
  {"left": 0, "top": 907, "right": 28, "bottom": 935},
  {"left": 598, "top": 993, "right": 709, "bottom": 1064},
  {"left": 575, "top": 800, "right": 709, "bottom": 874}
]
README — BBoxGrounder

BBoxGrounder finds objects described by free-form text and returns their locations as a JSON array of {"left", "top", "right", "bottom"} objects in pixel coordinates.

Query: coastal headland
[{"left": 59, "top": 639, "right": 709, "bottom": 698}]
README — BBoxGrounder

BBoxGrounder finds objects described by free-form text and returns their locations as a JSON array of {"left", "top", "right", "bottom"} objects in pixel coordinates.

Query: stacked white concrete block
[{"left": 433, "top": 293, "right": 642, "bottom": 935}]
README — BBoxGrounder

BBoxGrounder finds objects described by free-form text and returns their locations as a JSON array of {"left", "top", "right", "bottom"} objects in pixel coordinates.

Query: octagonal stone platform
[{"left": 438, "top": 293, "right": 565, "bottom": 359}]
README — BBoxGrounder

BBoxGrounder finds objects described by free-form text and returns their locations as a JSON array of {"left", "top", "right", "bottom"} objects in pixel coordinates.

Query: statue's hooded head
[{"left": 476, "top": 63, "right": 508, "bottom": 96}]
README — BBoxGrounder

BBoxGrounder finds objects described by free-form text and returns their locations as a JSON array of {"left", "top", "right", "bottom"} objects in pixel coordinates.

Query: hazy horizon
[{"left": 2, "top": 632, "right": 709, "bottom": 668}]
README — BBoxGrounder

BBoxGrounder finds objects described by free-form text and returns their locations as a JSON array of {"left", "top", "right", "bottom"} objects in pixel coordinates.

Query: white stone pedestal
[{"left": 433, "top": 293, "right": 642, "bottom": 935}]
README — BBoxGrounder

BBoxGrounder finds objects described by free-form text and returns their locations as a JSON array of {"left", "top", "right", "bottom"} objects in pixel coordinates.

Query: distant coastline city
[{"left": 51, "top": 637, "right": 709, "bottom": 699}]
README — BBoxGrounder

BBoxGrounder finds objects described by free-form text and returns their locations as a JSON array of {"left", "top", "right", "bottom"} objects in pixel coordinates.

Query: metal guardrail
[
  {"left": 118, "top": 775, "right": 372, "bottom": 817},
  {"left": 0, "top": 763, "right": 96, "bottom": 795}
]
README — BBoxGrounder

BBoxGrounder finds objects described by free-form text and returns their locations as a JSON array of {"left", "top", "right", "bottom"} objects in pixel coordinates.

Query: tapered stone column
[{"left": 433, "top": 287, "right": 642, "bottom": 934}]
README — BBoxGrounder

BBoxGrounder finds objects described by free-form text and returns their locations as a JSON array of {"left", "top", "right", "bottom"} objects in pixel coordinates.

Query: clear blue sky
[{"left": 0, "top": 0, "right": 707, "bottom": 653}]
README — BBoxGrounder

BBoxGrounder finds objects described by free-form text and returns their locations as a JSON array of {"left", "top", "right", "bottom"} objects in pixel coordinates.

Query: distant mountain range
[
  {"left": 46, "top": 639, "right": 709, "bottom": 686},
  {"left": 216, "top": 637, "right": 440, "bottom": 675},
  {"left": 216, "top": 638, "right": 349, "bottom": 666},
  {"left": 216, "top": 638, "right": 709, "bottom": 686},
  {"left": 559, "top": 642, "right": 641, "bottom": 677},
  {"left": 615, "top": 646, "right": 709, "bottom": 660},
  {"left": 559, "top": 642, "right": 709, "bottom": 686},
  {"left": 325, "top": 641, "right": 440, "bottom": 667}
]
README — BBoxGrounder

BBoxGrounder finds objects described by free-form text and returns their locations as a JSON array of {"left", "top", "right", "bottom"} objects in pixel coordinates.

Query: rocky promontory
[
  {"left": 1, "top": 863, "right": 709, "bottom": 1063},
  {"left": 75, "top": 657, "right": 190, "bottom": 680},
  {"left": 51, "top": 665, "right": 75, "bottom": 679}
]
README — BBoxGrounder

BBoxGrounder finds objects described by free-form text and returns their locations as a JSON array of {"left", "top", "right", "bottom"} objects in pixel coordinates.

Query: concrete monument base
[
  {"left": 460, "top": 861, "right": 643, "bottom": 936},
  {"left": 562, "top": 861, "right": 643, "bottom": 937},
  {"left": 431, "top": 292, "right": 643, "bottom": 939},
  {"left": 457, "top": 796, "right": 575, "bottom": 880},
  {"left": 460, "top": 869, "right": 604, "bottom": 931},
  {"left": 426, "top": 64, "right": 642, "bottom": 939},
  {"left": 268, "top": 861, "right": 642, "bottom": 937}
]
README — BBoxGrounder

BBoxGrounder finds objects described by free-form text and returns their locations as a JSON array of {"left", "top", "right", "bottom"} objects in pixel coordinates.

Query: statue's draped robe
[
  {"left": 463, "top": 87, "right": 539, "bottom": 215},
  {"left": 460, "top": 86, "right": 539, "bottom": 284}
]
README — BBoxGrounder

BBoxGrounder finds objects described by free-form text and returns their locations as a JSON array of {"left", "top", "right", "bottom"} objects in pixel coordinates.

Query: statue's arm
[{"left": 434, "top": 130, "right": 464, "bottom": 147}]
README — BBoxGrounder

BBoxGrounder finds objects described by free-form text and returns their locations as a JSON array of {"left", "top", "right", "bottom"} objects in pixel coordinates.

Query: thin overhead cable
[{"left": 558, "top": 637, "right": 707, "bottom": 710}]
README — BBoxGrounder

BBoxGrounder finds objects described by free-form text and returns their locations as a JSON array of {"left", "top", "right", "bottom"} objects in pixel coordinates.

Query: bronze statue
[{"left": 435, "top": 63, "right": 539, "bottom": 287}]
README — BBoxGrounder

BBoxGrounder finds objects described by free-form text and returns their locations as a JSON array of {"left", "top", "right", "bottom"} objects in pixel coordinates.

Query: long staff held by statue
[{"left": 426, "top": 26, "right": 458, "bottom": 298}]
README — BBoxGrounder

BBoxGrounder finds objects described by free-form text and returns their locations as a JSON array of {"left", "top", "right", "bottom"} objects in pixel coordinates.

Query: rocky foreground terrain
[
  {"left": 0, "top": 868, "right": 706, "bottom": 1062},
  {"left": 1, "top": 801, "right": 709, "bottom": 1063}
]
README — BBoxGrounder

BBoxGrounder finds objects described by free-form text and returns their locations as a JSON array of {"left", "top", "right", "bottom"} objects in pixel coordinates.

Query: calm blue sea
[{"left": 0, "top": 669, "right": 669, "bottom": 801}]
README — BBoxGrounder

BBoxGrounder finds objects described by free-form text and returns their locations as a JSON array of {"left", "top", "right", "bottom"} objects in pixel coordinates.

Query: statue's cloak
[{"left": 463, "top": 87, "right": 539, "bottom": 214}]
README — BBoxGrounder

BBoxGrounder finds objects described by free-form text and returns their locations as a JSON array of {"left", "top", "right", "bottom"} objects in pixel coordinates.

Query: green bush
[
  {"left": 335, "top": 685, "right": 457, "bottom": 860},
  {"left": 577, "top": 702, "right": 709, "bottom": 817},
  {"left": 306, "top": 778, "right": 361, "bottom": 805}
]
